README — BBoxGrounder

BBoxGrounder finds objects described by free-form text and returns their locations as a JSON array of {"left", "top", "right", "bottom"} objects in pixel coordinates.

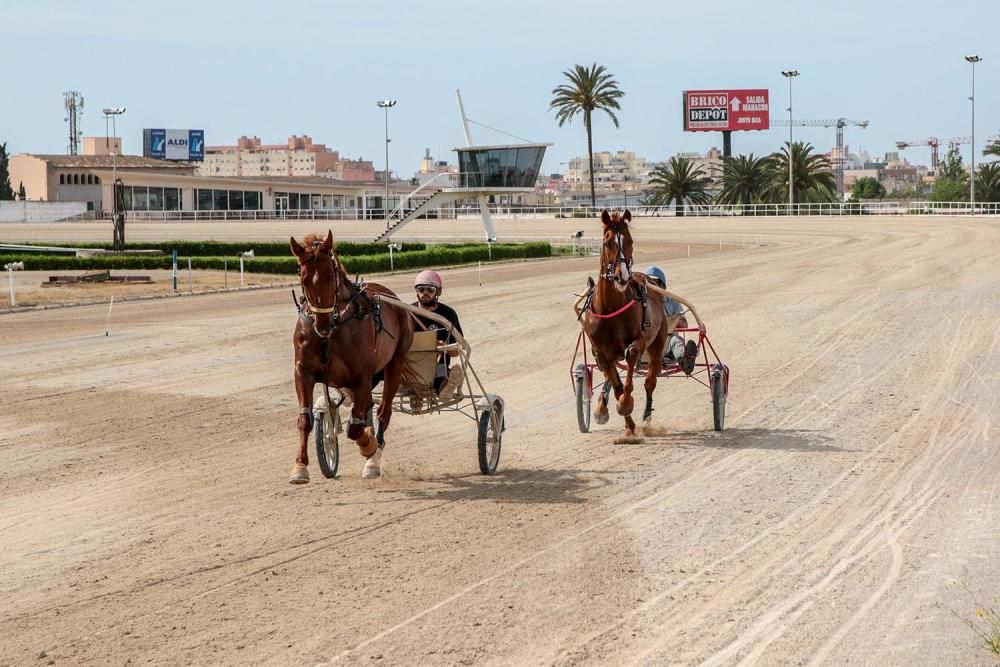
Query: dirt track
[{"left": 2, "top": 216, "right": 998, "bottom": 665}]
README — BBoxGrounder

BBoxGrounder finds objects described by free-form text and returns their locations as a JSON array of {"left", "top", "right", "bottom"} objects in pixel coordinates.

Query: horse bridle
[
  {"left": 299, "top": 250, "right": 355, "bottom": 339},
  {"left": 600, "top": 228, "right": 632, "bottom": 284}
]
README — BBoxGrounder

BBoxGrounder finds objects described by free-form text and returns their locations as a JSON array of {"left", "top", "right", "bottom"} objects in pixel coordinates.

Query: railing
[
  {"left": 384, "top": 172, "right": 458, "bottom": 224},
  {"left": 99, "top": 201, "right": 1000, "bottom": 223}
]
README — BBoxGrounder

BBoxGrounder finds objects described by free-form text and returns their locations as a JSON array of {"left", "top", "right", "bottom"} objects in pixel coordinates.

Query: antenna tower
[{"left": 63, "top": 91, "right": 84, "bottom": 155}]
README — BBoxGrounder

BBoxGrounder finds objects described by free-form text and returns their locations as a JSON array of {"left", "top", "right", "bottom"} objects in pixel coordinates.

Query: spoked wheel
[
  {"left": 574, "top": 363, "right": 592, "bottom": 433},
  {"left": 711, "top": 364, "right": 728, "bottom": 432},
  {"left": 314, "top": 405, "right": 340, "bottom": 479},
  {"left": 477, "top": 398, "right": 504, "bottom": 475}
]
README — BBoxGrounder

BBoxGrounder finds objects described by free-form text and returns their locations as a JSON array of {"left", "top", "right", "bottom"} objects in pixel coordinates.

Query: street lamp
[
  {"left": 103, "top": 107, "right": 126, "bottom": 250},
  {"left": 377, "top": 99, "right": 397, "bottom": 227},
  {"left": 965, "top": 55, "right": 981, "bottom": 210},
  {"left": 781, "top": 71, "right": 799, "bottom": 213}
]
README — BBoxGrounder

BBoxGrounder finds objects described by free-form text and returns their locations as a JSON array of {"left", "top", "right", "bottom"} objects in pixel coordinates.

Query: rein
[{"left": 590, "top": 298, "right": 636, "bottom": 319}]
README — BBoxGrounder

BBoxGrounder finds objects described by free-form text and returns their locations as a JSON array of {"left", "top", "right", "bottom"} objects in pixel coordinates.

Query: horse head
[
  {"left": 600, "top": 209, "right": 634, "bottom": 291},
  {"left": 290, "top": 230, "right": 343, "bottom": 338}
]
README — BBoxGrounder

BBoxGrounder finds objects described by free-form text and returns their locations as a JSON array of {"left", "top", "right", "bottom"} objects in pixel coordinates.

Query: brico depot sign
[{"left": 683, "top": 89, "right": 770, "bottom": 132}]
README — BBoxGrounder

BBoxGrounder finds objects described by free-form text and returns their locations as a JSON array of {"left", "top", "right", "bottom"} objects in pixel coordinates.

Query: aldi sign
[
  {"left": 683, "top": 89, "right": 770, "bottom": 132},
  {"left": 143, "top": 129, "right": 205, "bottom": 161}
]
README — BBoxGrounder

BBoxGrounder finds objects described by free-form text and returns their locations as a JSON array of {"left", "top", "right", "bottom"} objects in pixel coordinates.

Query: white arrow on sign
[{"left": 730, "top": 97, "right": 742, "bottom": 112}]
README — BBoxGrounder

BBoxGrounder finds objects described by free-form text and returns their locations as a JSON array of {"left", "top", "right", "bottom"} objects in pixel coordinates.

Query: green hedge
[
  {"left": 0, "top": 243, "right": 551, "bottom": 275},
  {"left": 13, "top": 240, "right": 427, "bottom": 257}
]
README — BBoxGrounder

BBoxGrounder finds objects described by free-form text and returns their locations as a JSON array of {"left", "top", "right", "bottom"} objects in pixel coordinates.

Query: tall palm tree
[
  {"left": 550, "top": 63, "right": 624, "bottom": 208},
  {"left": 769, "top": 141, "right": 837, "bottom": 204},
  {"left": 642, "top": 157, "right": 712, "bottom": 216},
  {"left": 975, "top": 162, "right": 1000, "bottom": 202},
  {"left": 716, "top": 154, "right": 775, "bottom": 208}
]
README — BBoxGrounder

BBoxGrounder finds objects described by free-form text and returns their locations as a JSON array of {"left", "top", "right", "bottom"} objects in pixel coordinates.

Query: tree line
[{"left": 549, "top": 63, "right": 1000, "bottom": 213}]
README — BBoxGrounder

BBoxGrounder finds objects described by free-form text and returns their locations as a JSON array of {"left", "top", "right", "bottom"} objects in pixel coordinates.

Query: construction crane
[
  {"left": 895, "top": 138, "right": 940, "bottom": 170},
  {"left": 946, "top": 134, "right": 999, "bottom": 150},
  {"left": 773, "top": 118, "right": 869, "bottom": 196}
]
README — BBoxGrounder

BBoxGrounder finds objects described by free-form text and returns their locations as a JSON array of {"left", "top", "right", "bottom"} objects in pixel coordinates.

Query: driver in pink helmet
[{"left": 413, "top": 270, "right": 464, "bottom": 399}]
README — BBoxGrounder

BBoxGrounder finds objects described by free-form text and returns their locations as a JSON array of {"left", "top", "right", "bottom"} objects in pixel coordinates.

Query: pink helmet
[{"left": 414, "top": 269, "right": 443, "bottom": 295}]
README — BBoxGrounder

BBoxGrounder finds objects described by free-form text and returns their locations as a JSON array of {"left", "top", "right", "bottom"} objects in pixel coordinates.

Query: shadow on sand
[
  {"left": 624, "top": 427, "right": 842, "bottom": 453},
  {"left": 393, "top": 466, "right": 613, "bottom": 505}
]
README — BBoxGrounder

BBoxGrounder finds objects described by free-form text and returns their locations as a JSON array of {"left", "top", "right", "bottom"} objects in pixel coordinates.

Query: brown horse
[
  {"left": 289, "top": 231, "right": 413, "bottom": 483},
  {"left": 580, "top": 210, "right": 668, "bottom": 436}
]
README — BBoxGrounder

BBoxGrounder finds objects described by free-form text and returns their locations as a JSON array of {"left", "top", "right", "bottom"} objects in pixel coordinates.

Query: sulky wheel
[
  {"left": 477, "top": 398, "right": 504, "bottom": 475},
  {"left": 314, "top": 405, "right": 340, "bottom": 479},
  {"left": 711, "top": 364, "right": 727, "bottom": 432},
  {"left": 574, "top": 363, "right": 592, "bottom": 433}
]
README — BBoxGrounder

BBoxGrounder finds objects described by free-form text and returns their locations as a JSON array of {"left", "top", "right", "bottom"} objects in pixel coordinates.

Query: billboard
[
  {"left": 683, "top": 89, "right": 770, "bottom": 132},
  {"left": 143, "top": 129, "right": 205, "bottom": 161}
]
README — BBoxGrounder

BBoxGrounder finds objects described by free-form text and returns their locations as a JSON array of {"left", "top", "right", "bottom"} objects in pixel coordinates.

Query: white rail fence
[{"left": 6, "top": 200, "right": 995, "bottom": 223}]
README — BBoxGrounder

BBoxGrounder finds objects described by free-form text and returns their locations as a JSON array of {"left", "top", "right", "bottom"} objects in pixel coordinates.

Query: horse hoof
[
  {"left": 288, "top": 463, "right": 310, "bottom": 484},
  {"left": 362, "top": 449, "right": 382, "bottom": 479},
  {"left": 595, "top": 410, "right": 610, "bottom": 425},
  {"left": 617, "top": 396, "right": 634, "bottom": 416},
  {"left": 357, "top": 426, "right": 378, "bottom": 458}
]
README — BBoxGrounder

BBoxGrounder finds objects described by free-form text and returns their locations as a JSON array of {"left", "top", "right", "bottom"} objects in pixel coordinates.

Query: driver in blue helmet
[{"left": 645, "top": 266, "right": 699, "bottom": 375}]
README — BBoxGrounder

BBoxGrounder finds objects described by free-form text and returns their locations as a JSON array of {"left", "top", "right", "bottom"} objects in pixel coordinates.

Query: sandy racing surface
[{"left": 2, "top": 216, "right": 998, "bottom": 665}]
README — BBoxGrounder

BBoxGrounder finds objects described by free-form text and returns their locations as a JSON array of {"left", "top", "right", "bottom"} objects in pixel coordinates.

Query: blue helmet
[{"left": 645, "top": 265, "right": 666, "bottom": 286}]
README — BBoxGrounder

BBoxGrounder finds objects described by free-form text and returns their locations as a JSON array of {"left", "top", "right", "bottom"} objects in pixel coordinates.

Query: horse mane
[{"left": 300, "top": 232, "right": 328, "bottom": 255}]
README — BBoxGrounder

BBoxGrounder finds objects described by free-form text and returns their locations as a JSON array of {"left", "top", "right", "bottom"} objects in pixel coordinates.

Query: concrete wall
[{"left": 0, "top": 201, "right": 89, "bottom": 222}]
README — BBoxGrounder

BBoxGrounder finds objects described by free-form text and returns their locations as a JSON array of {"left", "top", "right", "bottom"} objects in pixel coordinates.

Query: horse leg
[
  {"left": 362, "top": 352, "right": 407, "bottom": 480},
  {"left": 594, "top": 357, "right": 622, "bottom": 425},
  {"left": 289, "top": 370, "right": 314, "bottom": 484},
  {"left": 346, "top": 379, "right": 379, "bottom": 460},
  {"left": 618, "top": 343, "right": 643, "bottom": 436},
  {"left": 643, "top": 338, "right": 666, "bottom": 427}
]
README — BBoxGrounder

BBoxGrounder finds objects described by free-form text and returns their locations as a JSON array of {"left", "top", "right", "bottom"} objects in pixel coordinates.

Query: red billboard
[{"left": 683, "top": 89, "right": 770, "bottom": 132}]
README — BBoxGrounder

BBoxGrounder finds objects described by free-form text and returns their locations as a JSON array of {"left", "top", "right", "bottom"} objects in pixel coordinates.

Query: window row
[
  {"left": 273, "top": 192, "right": 343, "bottom": 210},
  {"left": 59, "top": 173, "right": 101, "bottom": 185},
  {"left": 458, "top": 147, "right": 546, "bottom": 188},
  {"left": 124, "top": 187, "right": 182, "bottom": 211},
  {"left": 195, "top": 189, "right": 262, "bottom": 211}
]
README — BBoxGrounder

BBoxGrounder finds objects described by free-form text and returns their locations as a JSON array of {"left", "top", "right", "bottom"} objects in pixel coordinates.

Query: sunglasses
[{"left": 415, "top": 285, "right": 437, "bottom": 294}]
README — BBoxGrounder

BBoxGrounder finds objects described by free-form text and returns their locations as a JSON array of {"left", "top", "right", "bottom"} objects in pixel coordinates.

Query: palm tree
[
  {"left": 716, "top": 154, "right": 775, "bottom": 208},
  {"left": 642, "top": 157, "right": 712, "bottom": 216},
  {"left": 983, "top": 135, "right": 1000, "bottom": 160},
  {"left": 550, "top": 63, "right": 624, "bottom": 208},
  {"left": 975, "top": 162, "right": 1000, "bottom": 202},
  {"left": 769, "top": 141, "right": 837, "bottom": 204}
]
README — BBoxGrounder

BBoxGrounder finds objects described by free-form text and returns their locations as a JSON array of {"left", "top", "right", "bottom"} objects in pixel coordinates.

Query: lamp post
[
  {"left": 965, "top": 55, "right": 981, "bottom": 210},
  {"left": 781, "top": 70, "right": 799, "bottom": 214},
  {"left": 102, "top": 107, "right": 126, "bottom": 250},
  {"left": 377, "top": 99, "right": 397, "bottom": 228}
]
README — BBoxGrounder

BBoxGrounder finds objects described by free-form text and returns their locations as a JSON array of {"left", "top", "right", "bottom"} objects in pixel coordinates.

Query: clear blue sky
[{"left": 2, "top": 0, "right": 996, "bottom": 175}]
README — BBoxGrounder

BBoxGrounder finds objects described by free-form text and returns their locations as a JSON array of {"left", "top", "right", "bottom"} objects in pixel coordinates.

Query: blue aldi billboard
[{"left": 143, "top": 129, "right": 205, "bottom": 161}]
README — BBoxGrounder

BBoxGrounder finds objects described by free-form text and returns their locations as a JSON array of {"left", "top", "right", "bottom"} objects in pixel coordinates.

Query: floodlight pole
[
  {"left": 781, "top": 70, "right": 799, "bottom": 214},
  {"left": 377, "top": 99, "right": 397, "bottom": 229},
  {"left": 965, "top": 55, "right": 981, "bottom": 210}
]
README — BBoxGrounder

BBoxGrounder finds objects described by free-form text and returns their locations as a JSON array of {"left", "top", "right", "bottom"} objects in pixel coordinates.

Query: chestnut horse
[
  {"left": 289, "top": 231, "right": 413, "bottom": 483},
  {"left": 580, "top": 210, "right": 668, "bottom": 436}
]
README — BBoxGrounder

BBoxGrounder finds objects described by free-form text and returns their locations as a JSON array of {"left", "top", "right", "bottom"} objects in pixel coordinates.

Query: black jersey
[{"left": 411, "top": 302, "right": 463, "bottom": 345}]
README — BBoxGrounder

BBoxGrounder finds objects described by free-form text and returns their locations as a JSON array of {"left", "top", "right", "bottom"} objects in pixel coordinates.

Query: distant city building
[
  {"left": 82, "top": 136, "right": 122, "bottom": 156},
  {"left": 198, "top": 135, "right": 375, "bottom": 182},
  {"left": 414, "top": 148, "right": 459, "bottom": 188}
]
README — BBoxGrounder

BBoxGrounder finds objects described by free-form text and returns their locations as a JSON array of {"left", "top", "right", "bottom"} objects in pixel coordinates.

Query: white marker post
[
  {"left": 6, "top": 261, "right": 24, "bottom": 307},
  {"left": 105, "top": 295, "right": 114, "bottom": 336}
]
